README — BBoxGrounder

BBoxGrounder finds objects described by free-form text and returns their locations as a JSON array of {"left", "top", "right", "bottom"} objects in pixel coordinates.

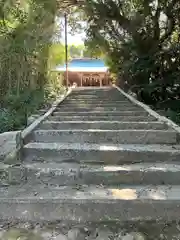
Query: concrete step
[
  {"left": 60, "top": 100, "right": 135, "bottom": 104},
  {"left": 52, "top": 111, "right": 149, "bottom": 117},
  {"left": 55, "top": 106, "right": 143, "bottom": 112},
  {"left": 1, "top": 184, "right": 180, "bottom": 221},
  {"left": 66, "top": 95, "right": 127, "bottom": 99},
  {"left": 24, "top": 162, "right": 180, "bottom": 185},
  {"left": 31, "top": 129, "right": 177, "bottom": 144},
  {"left": 71, "top": 90, "right": 117, "bottom": 94},
  {"left": 62, "top": 101, "right": 133, "bottom": 106},
  {"left": 66, "top": 95, "right": 128, "bottom": 103},
  {"left": 65, "top": 99, "right": 128, "bottom": 103},
  {"left": 39, "top": 121, "right": 168, "bottom": 130},
  {"left": 59, "top": 101, "right": 139, "bottom": 105},
  {"left": 71, "top": 93, "right": 121, "bottom": 97},
  {"left": 72, "top": 86, "right": 112, "bottom": 90},
  {"left": 67, "top": 93, "right": 124, "bottom": 96},
  {"left": 71, "top": 92, "right": 118, "bottom": 96},
  {"left": 23, "top": 143, "right": 180, "bottom": 164},
  {"left": 57, "top": 105, "right": 142, "bottom": 112},
  {"left": 48, "top": 115, "right": 156, "bottom": 122}
]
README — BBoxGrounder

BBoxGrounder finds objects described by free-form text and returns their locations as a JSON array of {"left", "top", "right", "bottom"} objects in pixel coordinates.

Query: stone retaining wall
[{"left": 0, "top": 131, "right": 21, "bottom": 162}]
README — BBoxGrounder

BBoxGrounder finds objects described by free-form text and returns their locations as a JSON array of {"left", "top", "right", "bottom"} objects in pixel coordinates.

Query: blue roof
[
  {"left": 54, "top": 58, "right": 108, "bottom": 72},
  {"left": 68, "top": 59, "right": 106, "bottom": 68}
]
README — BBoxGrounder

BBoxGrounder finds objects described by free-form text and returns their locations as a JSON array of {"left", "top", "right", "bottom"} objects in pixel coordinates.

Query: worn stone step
[
  {"left": 52, "top": 111, "right": 149, "bottom": 117},
  {"left": 71, "top": 94, "right": 122, "bottom": 98},
  {"left": 70, "top": 88, "right": 113, "bottom": 91},
  {"left": 55, "top": 106, "right": 143, "bottom": 112},
  {"left": 1, "top": 221, "right": 179, "bottom": 240},
  {"left": 71, "top": 93, "right": 119, "bottom": 96},
  {"left": 48, "top": 115, "right": 156, "bottom": 122},
  {"left": 68, "top": 93, "right": 124, "bottom": 96},
  {"left": 23, "top": 142, "right": 180, "bottom": 164},
  {"left": 62, "top": 101, "right": 133, "bottom": 106},
  {"left": 65, "top": 99, "right": 128, "bottom": 103},
  {"left": 39, "top": 121, "right": 167, "bottom": 130},
  {"left": 72, "top": 86, "right": 112, "bottom": 90},
  {"left": 64, "top": 98, "right": 130, "bottom": 102},
  {"left": 71, "top": 90, "right": 117, "bottom": 95},
  {"left": 24, "top": 162, "right": 180, "bottom": 185},
  {"left": 60, "top": 99, "right": 134, "bottom": 104},
  {"left": 1, "top": 184, "right": 180, "bottom": 221},
  {"left": 59, "top": 101, "right": 139, "bottom": 106},
  {"left": 67, "top": 92, "right": 127, "bottom": 100},
  {"left": 58, "top": 105, "right": 141, "bottom": 111},
  {"left": 68, "top": 92, "right": 125, "bottom": 95},
  {"left": 31, "top": 129, "right": 177, "bottom": 144}
]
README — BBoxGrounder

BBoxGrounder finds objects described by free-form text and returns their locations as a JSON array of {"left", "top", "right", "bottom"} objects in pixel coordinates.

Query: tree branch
[
  {"left": 153, "top": 0, "right": 161, "bottom": 41},
  {"left": 160, "top": 0, "right": 179, "bottom": 44}
]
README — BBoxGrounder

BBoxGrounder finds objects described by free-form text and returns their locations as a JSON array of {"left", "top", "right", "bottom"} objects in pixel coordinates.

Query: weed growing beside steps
[{"left": 0, "top": 85, "right": 66, "bottom": 133}]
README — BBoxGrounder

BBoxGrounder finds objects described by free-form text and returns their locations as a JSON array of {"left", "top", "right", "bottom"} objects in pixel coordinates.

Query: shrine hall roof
[{"left": 54, "top": 58, "right": 109, "bottom": 72}]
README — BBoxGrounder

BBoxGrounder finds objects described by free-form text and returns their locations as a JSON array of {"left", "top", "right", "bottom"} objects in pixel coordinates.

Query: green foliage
[
  {"left": 0, "top": 0, "right": 61, "bottom": 96},
  {"left": 0, "top": 83, "right": 65, "bottom": 133},
  {"left": 0, "top": 0, "right": 70, "bottom": 133},
  {"left": 69, "top": 44, "right": 84, "bottom": 58},
  {"left": 48, "top": 43, "right": 65, "bottom": 68},
  {"left": 84, "top": 0, "right": 180, "bottom": 123},
  {"left": 84, "top": 37, "right": 106, "bottom": 58},
  {"left": 0, "top": 109, "right": 18, "bottom": 133},
  {"left": 0, "top": 89, "right": 43, "bottom": 132}
]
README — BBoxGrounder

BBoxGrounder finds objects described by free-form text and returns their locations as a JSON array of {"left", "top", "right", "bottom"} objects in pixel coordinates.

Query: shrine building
[{"left": 54, "top": 58, "right": 111, "bottom": 87}]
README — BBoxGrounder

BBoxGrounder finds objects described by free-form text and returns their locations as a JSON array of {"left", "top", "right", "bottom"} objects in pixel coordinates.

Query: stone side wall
[{"left": 0, "top": 131, "right": 21, "bottom": 162}]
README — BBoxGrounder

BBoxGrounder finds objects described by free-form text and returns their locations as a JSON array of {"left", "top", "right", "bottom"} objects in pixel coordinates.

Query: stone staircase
[{"left": 1, "top": 86, "right": 180, "bottom": 224}]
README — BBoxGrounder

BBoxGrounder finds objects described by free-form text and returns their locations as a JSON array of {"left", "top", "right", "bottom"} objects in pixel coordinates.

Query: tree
[
  {"left": 69, "top": 44, "right": 84, "bottom": 58},
  {"left": 48, "top": 43, "right": 65, "bottom": 68},
  {"left": 82, "top": 0, "right": 180, "bottom": 108}
]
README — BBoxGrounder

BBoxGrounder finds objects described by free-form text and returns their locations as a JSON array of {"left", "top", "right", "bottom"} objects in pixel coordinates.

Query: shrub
[{"left": 0, "top": 83, "right": 65, "bottom": 133}]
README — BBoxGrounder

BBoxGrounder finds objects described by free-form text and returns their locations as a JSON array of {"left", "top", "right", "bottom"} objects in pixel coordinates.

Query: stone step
[
  {"left": 31, "top": 129, "right": 177, "bottom": 144},
  {"left": 68, "top": 92, "right": 124, "bottom": 95},
  {"left": 39, "top": 121, "right": 167, "bottom": 130},
  {"left": 60, "top": 99, "right": 134, "bottom": 103},
  {"left": 23, "top": 142, "right": 180, "bottom": 164},
  {"left": 52, "top": 111, "right": 149, "bottom": 117},
  {"left": 55, "top": 106, "right": 143, "bottom": 112},
  {"left": 62, "top": 102, "right": 133, "bottom": 106},
  {"left": 67, "top": 92, "right": 126, "bottom": 95},
  {"left": 24, "top": 162, "right": 180, "bottom": 185},
  {"left": 59, "top": 101, "right": 139, "bottom": 106},
  {"left": 71, "top": 92, "right": 118, "bottom": 96},
  {"left": 65, "top": 99, "right": 128, "bottom": 103},
  {"left": 1, "top": 221, "right": 179, "bottom": 240},
  {"left": 72, "top": 90, "right": 113, "bottom": 93},
  {"left": 71, "top": 94, "right": 122, "bottom": 97},
  {"left": 71, "top": 90, "right": 116, "bottom": 95},
  {"left": 67, "top": 92, "right": 127, "bottom": 100},
  {"left": 72, "top": 86, "right": 112, "bottom": 90},
  {"left": 1, "top": 184, "right": 180, "bottom": 221},
  {"left": 48, "top": 115, "right": 156, "bottom": 122},
  {"left": 63, "top": 99, "right": 130, "bottom": 103}
]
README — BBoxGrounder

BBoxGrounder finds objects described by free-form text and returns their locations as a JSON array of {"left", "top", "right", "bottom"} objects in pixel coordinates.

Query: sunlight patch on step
[
  {"left": 99, "top": 145, "right": 120, "bottom": 150},
  {"left": 110, "top": 187, "right": 167, "bottom": 200},
  {"left": 103, "top": 164, "right": 180, "bottom": 172},
  {"left": 145, "top": 189, "right": 167, "bottom": 200},
  {"left": 111, "top": 189, "right": 138, "bottom": 200}
]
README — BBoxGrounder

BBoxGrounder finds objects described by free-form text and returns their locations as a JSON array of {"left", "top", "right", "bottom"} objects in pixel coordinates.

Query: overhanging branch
[{"left": 160, "top": 0, "right": 179, "bottom": 44}]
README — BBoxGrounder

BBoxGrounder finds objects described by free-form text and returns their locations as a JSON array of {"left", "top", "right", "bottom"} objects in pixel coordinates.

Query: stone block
[{"left": 0, "top": 164, "right": 27, "bottom": 185}]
